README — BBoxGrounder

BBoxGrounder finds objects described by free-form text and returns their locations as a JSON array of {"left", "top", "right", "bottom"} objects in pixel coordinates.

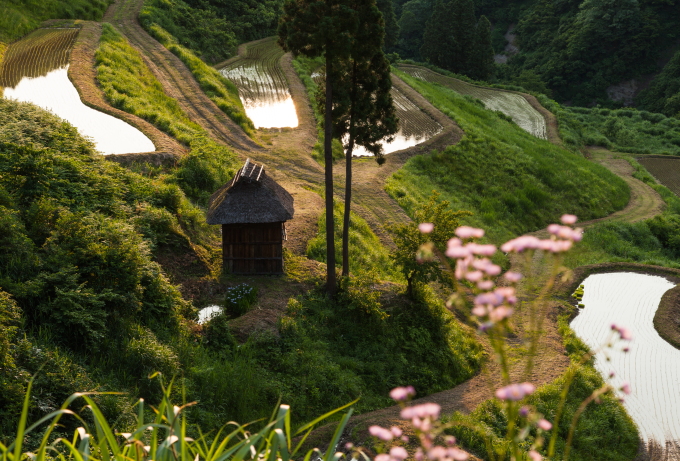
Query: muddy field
[
  {"left": 397, "top": 64, "right": 547, "bottom": 139},
  {"left": 637, "top": 157, "right": 680, "bottom": 196}
]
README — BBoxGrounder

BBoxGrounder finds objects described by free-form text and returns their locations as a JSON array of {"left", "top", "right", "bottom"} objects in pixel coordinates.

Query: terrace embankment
[
  {"left": 102, "top": 0, "right": 261, "bottom": 153},
  {"left": 69, "top": 21, "right": 185, "bottom": 164}
]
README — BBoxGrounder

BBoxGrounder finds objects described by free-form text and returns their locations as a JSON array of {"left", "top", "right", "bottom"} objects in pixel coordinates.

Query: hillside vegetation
[
  {"left": 0, "top": 0, "right": 112, "bottom": 42},
  {"left": 387, "top": 70, "right": 630, "bottom": 243}
]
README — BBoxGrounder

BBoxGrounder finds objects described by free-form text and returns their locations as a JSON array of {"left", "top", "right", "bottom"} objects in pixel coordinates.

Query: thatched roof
[{"left": 206, "top": 159, "right": 294, "bottom": 225}]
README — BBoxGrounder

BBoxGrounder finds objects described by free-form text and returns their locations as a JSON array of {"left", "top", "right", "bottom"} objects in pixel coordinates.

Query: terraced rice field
[
  {"left": 352, "top": 85, "right": 442, "bottom": 156},
  {"left": 397, "top": 64, "right": 547, "bottom": 139},
  {"left": 638, "top": 157, "right": 680, "bottom": 196},
  {"left": 220, "top": 37, "right": 298, "bottom": 129},
  {"left": 0, "top": 28, "right": 154, "bottom": 155},
  {"left": 571, "top": 272, "right": 680, "bottom": 453}
]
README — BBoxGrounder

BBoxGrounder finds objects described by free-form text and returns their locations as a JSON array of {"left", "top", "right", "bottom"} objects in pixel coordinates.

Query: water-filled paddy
[
  {"left": 397, "top": 65, "right": 547, "bottom": 139},
  {"left": 198, "top": 305, "right": 222, "bottom": 324},
  {"left": 0, "top": 28, "right": 154, "bottom": 155},
  {"left": 571, "top": 272, "right": 680, "bottom": 446},
  {"left": 350, "top": 86, "right": 442, "bottom": 156},
  {"left": 220, "top": 38, "right": 298, "bottom": 129}
]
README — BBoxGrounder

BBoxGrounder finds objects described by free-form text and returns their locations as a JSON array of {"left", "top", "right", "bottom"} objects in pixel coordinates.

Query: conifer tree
[
  {"left": 451, "top": 0, "right": 476, "bottom": 74},
  {"left": 331, "top": 0, "right": 398, "bottom": 277},
  {"left": 420, "top": 0, "right": 455, "bottom": 70},
  {"left": 376, "top": 0, "right": 400, "bottom": 50},
  {"left": 278, "top": 0, "right": 358, "bottom": 295},
  {"left": 471, "top": 15, "right": 495, "bottom": 81}
]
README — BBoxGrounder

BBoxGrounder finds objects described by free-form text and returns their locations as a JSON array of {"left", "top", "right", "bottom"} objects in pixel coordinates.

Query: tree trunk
[
  {"left": 342, "top": 61, "right": 358, "bottom": 277},
  {"left": 325, "top": 52, "right": 337, "bottom": 295}
]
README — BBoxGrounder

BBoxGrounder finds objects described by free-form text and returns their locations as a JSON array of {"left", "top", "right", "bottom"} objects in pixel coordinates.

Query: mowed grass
[
  {"left": 387, "top": 70, "right": 630, "bottom": 243},
  {"left": 0, "top": 0, "right": 111, "bottom": 42},
  {"left": 143, "top": 23, "right": 254, "bottom": 135}
]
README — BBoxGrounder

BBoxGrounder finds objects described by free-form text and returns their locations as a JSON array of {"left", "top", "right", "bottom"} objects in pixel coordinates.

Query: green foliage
[
  {"left": 224, "top": 283, "right": 258, "bottom": 317},
  {"left": 420, "top": 0, "right": 455, "bottom": 71},
  {"left": 551, "top": 103, "right": 680, "bottom": 155},
  {"left": 387, "top": 72, "right": 630, "bottom": 243},
  {"left": 470, "top": 15, "right": 495, "bottom": 81},
  {"left": 271, "top": 284, "right": 483, "bottom": 420},
  {"left": 139, "top": 0, "right": 238, "bottom": 63},
  {"left": 389, "top": 192, "right": 471, "bottom": 295},
  {"left": 306, "top": 200, "right": 401, "bottom": 281},
  {"left": 637, "top": 47, "right": 680, "bottom": 118},
  {"left": 0, "top": 0, "right": 111, "bottom": 42}
]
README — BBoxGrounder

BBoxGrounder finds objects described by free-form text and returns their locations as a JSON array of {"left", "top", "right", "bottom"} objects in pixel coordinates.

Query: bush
[{"left": 224, "top": 283, "right": 258, "bottom": 317}]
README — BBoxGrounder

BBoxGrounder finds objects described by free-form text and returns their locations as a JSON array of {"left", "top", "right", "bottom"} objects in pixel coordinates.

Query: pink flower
[
  {"left": 448, "top": 447, "right": 469, "bottom": 460},
  {"left": 390, "top": 426, "right": 403, "bottom": 437},
  {"left": 446, "top": 246, "right": 471, "bottom": 259},
  {"left": 419, "top": 223, "right": 434, "bottom": 233},
  {"left": 444, "top": 436, "right": 456, "bottom": 446},
  {"left": 400, "top": 403, "right": 441, "bottom": 420},
  {"left": 477, "top": 280, "right": 495, "bottom": 290},
  {"left": 537, "top": 419, "right": 552, "bottom": 431},
  {"left": 465, "top": 271, "right": 484, "bottom": 282},
  {"left": 489, "top": 306, "right": 513, "bottom": 322},
  {"left": 548, "top": 223, "right": 561, "bottom": 235},
  {"left": 572, "top": 228, "right": 584, "bottom": 242},
  {"left": 415, "top": 449, "right": 424, "bottom": 461},
  {"left": 475, "top": 292, "right": 503, "bottom": 306},
  {"left": 618, "top": 327, "right": 633, "bottom": 341},
  {"left": 368, "top": 425, "right": 394, "bottom": 441},
  {"left": 390, "top": 386, "right": 416, "bottom": 401},
  {"left": 455, "top": 226, "right": 485, "bottom": 239},
  {"left": 495, "top": 382, "right": 536, "bottom": 401},
  {"left": 428, "top": 447, "right": 447, "bottom": 460},
  {"left": 375, "top": 454, "right": 391, "bottom": 461},
  {"left": 529, "top": 450, "right": 543, "bottom": 461},
  {"left": 484, "top": 264, "right": 502, "bottom": 276},
  {"left": 561, "top": 214, "right": 578, "bottom": 225},
  {"left": 467, "top": 243, "right": 496, "bottom": 256},
  {"left": 390, "top": 447, "right": 408, "bottom": 461},
  {"left": 472, "top": 305, "right": 488, "bottom": 317},
  {"left": 501, "top": 235, "right": 541, "bottom": 253},
  {"left": 504, "top": 271, "right": 523, "bottom": 282},
  {"left": 621, "top": 382, "right": 631, "bottom": 395}
]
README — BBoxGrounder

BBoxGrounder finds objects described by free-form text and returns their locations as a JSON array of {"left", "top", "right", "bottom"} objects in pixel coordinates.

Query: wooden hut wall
[{"left": 222, "top": 222, "right": 284, "bottom": 274}]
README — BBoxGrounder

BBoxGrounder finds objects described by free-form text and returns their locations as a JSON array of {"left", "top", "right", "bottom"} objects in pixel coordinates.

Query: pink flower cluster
[
  {"left": 495, "top": 382, "right": 536, "bottom": 401},
  {"left": 390, "top": 386, "right": 416, "bottom": 401},
  {"left": 501, "top": 215, "right": 583, "bottom": 254},
  {"left": 610, "top": 323, "right": 633, "bottom": 341}
]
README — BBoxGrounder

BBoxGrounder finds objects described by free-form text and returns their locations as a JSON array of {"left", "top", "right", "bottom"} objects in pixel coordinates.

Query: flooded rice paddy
[
  {"left": 397, "top": 65, "right": 547, "bottom": 139},
  {"left": 0, "top": 28, "right": 154, "bottom": 155},
  {"left": 198, "top": 305, "right": 222, "bottom": 324},
  {"left": 571, "top": 272, "right": 680, "bottom": 446},
  {"left": 220, "top": 38, "right": 298, "bottom": 129},
  {"left": 350, "top": 85, "right": 442, "bottom": 156}
]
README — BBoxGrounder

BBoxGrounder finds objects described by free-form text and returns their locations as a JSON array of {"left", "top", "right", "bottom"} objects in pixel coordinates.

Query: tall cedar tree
[
  {"left": 376, "top": 0, "right": 399, "bottom": 49},
  {"left": 279, "top": 0, "right": 358, "bottom": 294},
  {"left": 330, "top": 0, "right": 398, "bottom": 276},
  {"left": 451, "top": 0, "right": 476, "bottom": 74},
  {"left": 420, "top": 0, "right": 455, "bottom": 70},
  {"left": 471, "top": 15, "right": 494, "bottom": 81}
]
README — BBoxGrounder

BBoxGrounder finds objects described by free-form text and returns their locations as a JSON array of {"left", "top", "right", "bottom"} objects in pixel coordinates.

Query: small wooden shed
[{"left": 207, "top": 159, "right": 294, "bottom": 275}]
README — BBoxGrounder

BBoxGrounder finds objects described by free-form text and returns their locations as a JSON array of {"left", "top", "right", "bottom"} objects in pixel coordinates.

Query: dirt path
[{"left": 102, "top": 0, "right": 261, "bottom": 153}]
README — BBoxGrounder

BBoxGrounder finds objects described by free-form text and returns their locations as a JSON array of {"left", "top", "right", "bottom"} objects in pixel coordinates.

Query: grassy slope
[
  {"left": 0, "top": 0, "right": 111, "bottom": 42},
  {"left": 387, "top": 70, "right": 630, "bottom": 244}
]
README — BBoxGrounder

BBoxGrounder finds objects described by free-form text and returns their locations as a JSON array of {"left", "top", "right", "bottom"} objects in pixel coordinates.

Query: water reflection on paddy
[
  {"left": 571, "top": 272, "right": 680, "bottom": 446},
  {"left": 3, "top": 66, "right": 155, "bottom": 155},
  {"left": 198, "top": 305, "right": 222, "bottom": 324},
  {"left": 351, "top": 86, "right": 442, "bottom": 156},
  {"left": 220, "top": 39, "right": 298, "bottom": 129}
]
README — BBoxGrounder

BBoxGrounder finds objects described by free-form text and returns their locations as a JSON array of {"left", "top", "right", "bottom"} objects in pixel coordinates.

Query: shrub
[{"left": 224, "top": 283, "right": 258, "bottom": 317}]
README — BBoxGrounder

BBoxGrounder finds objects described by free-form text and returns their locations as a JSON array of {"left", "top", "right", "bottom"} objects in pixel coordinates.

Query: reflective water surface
[
  {"left": 220, "top": 39, "right": 298, "bottom": 129},
  {"left": 3, "top": 66, "right": 155, "bottom": 155},
  {"left": 350, "top": 86, "right": 442, "bottom": 156},
  {"left": 198, "top": 305, "right": 222, "bottom": 324},
  {"left": 571, "top": 272, "right": 680, "bottom": 445}
]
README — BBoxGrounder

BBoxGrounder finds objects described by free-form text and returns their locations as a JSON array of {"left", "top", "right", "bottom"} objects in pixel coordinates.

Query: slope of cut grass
[
  {"left": 387, "top": 71, "right": 630, "bottom": 244},
  {"left": 142, "top": 23, "right": 254, "bottom": 135}
]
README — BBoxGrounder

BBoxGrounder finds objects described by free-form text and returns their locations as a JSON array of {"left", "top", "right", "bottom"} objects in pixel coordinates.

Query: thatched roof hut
[{"left": 207, "top": 159, "right": 294, "bottom": 274}]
